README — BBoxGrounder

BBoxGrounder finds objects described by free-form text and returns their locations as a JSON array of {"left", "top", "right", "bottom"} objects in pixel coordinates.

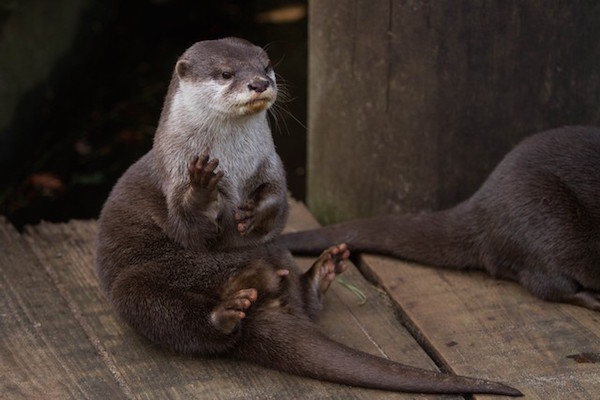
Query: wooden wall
[{"left": 306, "top": 0, "right": 600, "bottom": 224}]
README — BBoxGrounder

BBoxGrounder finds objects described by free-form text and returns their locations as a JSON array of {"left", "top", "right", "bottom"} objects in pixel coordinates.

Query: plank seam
[{"left": 354, "top": 255, "right": 468, "bottom": 376}]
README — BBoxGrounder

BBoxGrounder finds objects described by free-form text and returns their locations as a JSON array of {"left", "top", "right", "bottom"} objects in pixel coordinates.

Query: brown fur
[
  {"left": 281, "top": 126, "right": 600, "bottom": 310},
  {"left": 95, "top": 38, "right": 521, "bottom": 396}
]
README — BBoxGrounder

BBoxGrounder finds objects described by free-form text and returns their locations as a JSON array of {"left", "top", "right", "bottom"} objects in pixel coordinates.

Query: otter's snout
[{"left": 248, "top": 79, "right": 270, "bottom": 93}]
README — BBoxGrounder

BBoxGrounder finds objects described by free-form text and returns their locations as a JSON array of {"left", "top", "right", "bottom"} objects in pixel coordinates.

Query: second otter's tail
[{"left": 280, "top": 204, "right": 480, "bottom": 269}]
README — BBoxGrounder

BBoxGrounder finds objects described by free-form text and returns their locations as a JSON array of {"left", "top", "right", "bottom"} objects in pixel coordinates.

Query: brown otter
[
  {"left": 281, "top": 126, "right": 600, "bottom": 311},
  {"left": 95, "top": 37, "right": 521, "bottom": 396}
]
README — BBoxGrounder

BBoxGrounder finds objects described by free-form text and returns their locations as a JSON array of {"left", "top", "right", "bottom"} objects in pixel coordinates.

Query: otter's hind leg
[
  {"left": 110, "top": 262, "right": 242, "bottom": 355},
  {"left": 563, "top": 290, "right": 600, "bottom": 310},
  {"left": 519, "top": 267, "right": 600, "bottom": 311},
  {"left": 301, "top": 243, "right": 350, "bottom": 319},
  {"left": 211, "top": 288, "right": 258, "bottom": 334}
]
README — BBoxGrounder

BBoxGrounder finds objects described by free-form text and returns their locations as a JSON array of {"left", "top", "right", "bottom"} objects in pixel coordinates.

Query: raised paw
[
  {"left": 210, "top": 288, "right": 258, "bottom": 334},
  {"left": 235, "top": 200, "right": 257, "bottom": 236},
  {"left": 306, "top": 243, "right": 350, "bottom": 295},
  {"left": 188, "top": 152, "right": 224, "bottom": 192}
]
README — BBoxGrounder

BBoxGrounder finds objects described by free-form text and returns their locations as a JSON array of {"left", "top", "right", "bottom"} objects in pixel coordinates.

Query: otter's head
[{"left": 174, "top": 37, "right": 277, "bottom": 119}]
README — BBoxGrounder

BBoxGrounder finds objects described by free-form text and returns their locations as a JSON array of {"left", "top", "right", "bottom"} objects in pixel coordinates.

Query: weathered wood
[
  {"left": 0, "top": 218, "right": 125, "bottom": 400},
  {"left": 358, "top": 254, "right": 600, "bottom": 399},
  {"left": 287, "top": 200, "right": 449, "bottom": 376},
  {"left": 307, "top": 1, "right": 600, "bottom": 223},
  {"left": 16, "top": 200, "right": 454, "bottom": 399},
  {"left": 7, "top": 199, "right": 599, "bottom": 398}
]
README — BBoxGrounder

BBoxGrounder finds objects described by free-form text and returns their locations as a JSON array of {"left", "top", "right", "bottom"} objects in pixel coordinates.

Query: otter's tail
[
  {"left": 232, "top": 312, "right": 521, "bottom": 396},
  {"left": 280, "top": 204, "right": 480, "bottom": 269}
]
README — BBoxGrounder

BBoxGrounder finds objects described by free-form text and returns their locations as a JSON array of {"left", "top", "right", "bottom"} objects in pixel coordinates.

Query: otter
[
  {"left": 281, "top": 126, "right": 600, "bottom": 311},
  {"left": 95, "top": 37, "right": 521, "bottom": 396}
]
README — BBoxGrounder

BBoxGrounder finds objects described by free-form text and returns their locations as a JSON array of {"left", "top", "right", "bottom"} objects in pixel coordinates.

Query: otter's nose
[{"left": 248, "top": 80, "right": 270, "bottom": 93}]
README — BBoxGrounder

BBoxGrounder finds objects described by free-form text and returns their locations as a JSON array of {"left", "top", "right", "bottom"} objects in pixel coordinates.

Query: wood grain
[
  {"left": 0, "top": 218, "right": 125, "bottom": 400},
  {"left": 8, "top": 199, "right": 596, "bottom": 398},
  {"left": 359, "top": 254, "right": 600, "bottom": 399},
  {"left": 8, "top": 200, "right": 456, "bottom": 399},
  {"left": 288, "top": 200, "right": 448, "bottom": 373},
  {"left": 307, "top": 1, "right": 600, "bottom": 223}
]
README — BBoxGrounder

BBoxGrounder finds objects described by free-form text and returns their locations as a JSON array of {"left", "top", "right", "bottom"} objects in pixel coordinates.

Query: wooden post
[{"left": 307, "top": 1, "right": 600, "bottom": 224}]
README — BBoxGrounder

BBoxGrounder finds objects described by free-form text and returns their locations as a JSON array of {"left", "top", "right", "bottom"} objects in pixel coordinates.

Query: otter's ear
[{"left": 176, "top": 60, "right": 190, "bottom": 79}]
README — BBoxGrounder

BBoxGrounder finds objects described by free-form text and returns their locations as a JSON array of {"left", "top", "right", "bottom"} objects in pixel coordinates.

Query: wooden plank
[
  {"left": 307, "top": 1, "right": 600, "bottom": 224},
  {"left": 23, "top": 200, "right": 456, "bottom": 399},
  {"left": 359, "top": 254, "right": 600, "bottom": 399},
  {"left": 0, "top": 218, "right": 125, "bottom": 400},
  {"left": 287, "top": 200, "right": 451, "bottom": 374}
]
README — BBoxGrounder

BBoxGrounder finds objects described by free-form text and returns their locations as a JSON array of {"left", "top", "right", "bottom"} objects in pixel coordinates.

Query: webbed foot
[{"left": 211, "top": 288, "right": 258, "bottom": 334}]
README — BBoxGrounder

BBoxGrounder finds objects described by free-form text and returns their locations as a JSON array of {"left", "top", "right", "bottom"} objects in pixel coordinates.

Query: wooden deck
[{"left": 1, "top": 199, "right": 599, "bottom": 399}]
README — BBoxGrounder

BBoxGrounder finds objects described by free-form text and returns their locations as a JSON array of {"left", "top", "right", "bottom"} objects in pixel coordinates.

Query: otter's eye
[
  {"left": 264, "top": 64, "right": 272, "bottom": 74},
  {"left": 221, "top": 71, "right": 234, "bottom": 79}
]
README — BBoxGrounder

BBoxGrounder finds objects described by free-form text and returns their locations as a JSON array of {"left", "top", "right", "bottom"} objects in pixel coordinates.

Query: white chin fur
[{"left": 176, "top": 80, "right": 229, "bottom": 120}]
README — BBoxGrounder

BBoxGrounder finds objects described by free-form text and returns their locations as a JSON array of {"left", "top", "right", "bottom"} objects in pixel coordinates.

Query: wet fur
[
  {"left": 95, "top": 38, "right": 521, "bottom": 396},
  {"left": 281, "top": 126, "right": 600, "bottom": 310}
]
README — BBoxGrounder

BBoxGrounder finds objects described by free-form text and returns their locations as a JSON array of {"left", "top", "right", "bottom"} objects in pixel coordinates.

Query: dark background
[
  {"left": 0, "top": 0, "right": 308, "bottom": 229},
  {"left": 3, "top": 1, "right": 600, "bottom": 230}
]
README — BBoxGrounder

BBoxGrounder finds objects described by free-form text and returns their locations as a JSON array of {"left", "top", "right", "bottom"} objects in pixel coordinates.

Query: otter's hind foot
[
  {"left": 564, "top": 290, "right": 600, "bottom": 311},
  {"left": 211, "top": 288, "right": 258, "bottom": 334},
  {"left": 305, "top": 243, "right": 350, "bottom": 295}
]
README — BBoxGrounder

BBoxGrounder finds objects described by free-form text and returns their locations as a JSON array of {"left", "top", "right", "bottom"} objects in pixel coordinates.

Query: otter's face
[{"left": 175, "top": 38, "right": 277, "bottom": 118}]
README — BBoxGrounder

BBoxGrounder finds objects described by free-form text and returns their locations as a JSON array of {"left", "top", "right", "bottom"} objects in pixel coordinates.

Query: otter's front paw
[
  {"left": 235, "top": 200, "right": 257, "bottom": 236},
  {"left": 188, "top": 153, "right": 224, "bottom": 196},
  {"left": 210, "top": 288, "right": 257, "bottom": 334}
]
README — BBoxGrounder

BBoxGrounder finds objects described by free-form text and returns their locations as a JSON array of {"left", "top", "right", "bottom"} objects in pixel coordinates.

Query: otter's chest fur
[{"left": 208, "top": 123, "right": 276, "bottom": 206}]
